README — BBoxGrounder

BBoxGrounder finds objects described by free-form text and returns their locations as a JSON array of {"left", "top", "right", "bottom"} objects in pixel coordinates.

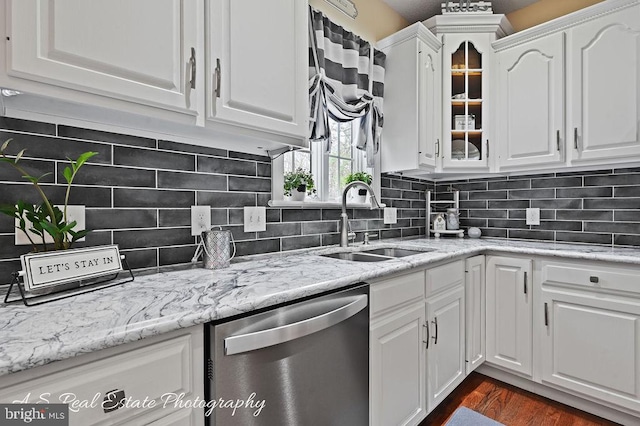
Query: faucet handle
[{"left": 363, "top": 232, "right": 379, "bottom": 245}]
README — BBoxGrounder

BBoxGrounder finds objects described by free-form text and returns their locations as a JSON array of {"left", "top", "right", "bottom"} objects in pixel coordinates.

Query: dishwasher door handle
[{"left": 224, "top": 294, "right": 368, "bottom": 355}]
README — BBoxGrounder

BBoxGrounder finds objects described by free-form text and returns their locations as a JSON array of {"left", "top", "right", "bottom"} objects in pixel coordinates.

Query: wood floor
[{"left": 420, "top": 373, "right": 620, "bottom": 426}]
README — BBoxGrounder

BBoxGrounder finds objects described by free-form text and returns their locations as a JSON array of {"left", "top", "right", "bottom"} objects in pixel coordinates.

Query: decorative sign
[
  {"left": 442, "top": 1, "right": 493, "bottom": 14},
  {"left": 324, "top": 0, "right": 358, "bottom": 19},
  {"left": 20, "top": 245, "right": 123, "bottom": 292}
]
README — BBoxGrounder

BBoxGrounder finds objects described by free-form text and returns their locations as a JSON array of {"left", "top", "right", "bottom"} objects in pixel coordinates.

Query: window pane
[
  {"left": 294, "top": 151, "right": 311, "bottom": 171},
  {"left": 284, "top": 151, "right": 293, "bottom": 173},
  {"left": 328, "top": 156, "right": 340, "bottom": 200},
  {"left": 340, "top": 158, "right": 352, "bottom": 185},
  {"left": 339, "top": 123, "right": 352, "bottom": 158},
  {"left": 330, "top": 120, "right": 339, "bottom": 155}
]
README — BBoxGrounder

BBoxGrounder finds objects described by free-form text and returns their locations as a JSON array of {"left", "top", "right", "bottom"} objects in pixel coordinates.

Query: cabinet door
[
  {"left": 465, "top": 255, "right": 485, "bottom": 375},
  {"left": 541, "top": 288, "right": 640, "bottom": 413},
  {"left": 371, "top": 303, "right": 426, "bottom": 426},
  {"left": 207, "top": 0, "right": 307, "bottom": 138},
  {"left": 441, "top": 33, "right": 492, "bottom": 170},
  {"left": 8, "top": 0, "right": 201, "bottom": 115},
  {"left": 496, "top": 33, "right": 565, "bottom": 170},
  {"left": 418, "top": 40, "right": 441, "bottom": 169},
  {"left": 486, "top": 256, "right": 533, "bottom": 377},
  {"left": 569, "top": 4, "right": 640, "bottom": 162},
  {"left": 426, "top": 285, "right": 465, "bottom": 412}
]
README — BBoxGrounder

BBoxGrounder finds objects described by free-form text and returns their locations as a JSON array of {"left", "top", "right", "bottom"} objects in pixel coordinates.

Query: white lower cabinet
[
  {"left": 370, "top": 302, "right": 426, "bottom": 426},
  {"left": 539, "top": 260, "right": 640, "bottom": 414},
  {"left": 0, "top": 326, "right": 204, "bottom": 426},
  {"left": 486, "top": 256, "right": 533, "bottom": 377},
  {"left": 465, "top": 255, "right": 485, "bottom": 375},
  {"left": 370, "top": 260, "right": 468, "bottom": 425},
  {"left": 425, "top": 284, "right": 465, "bottom": 412}
]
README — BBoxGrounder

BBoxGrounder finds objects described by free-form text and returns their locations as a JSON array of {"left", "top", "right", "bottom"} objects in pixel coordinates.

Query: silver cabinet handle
[
  {"left": 556, "top": 130, "right": 560, "bottom": 152},
  {"left": 432, "top": 317, "right": 438, "bottom": 345},
  {"left": 435, "top": 139, "right": 440, "bottom": 157},
  {"left": 486, "top": 140, "right": 489, "bottom": 158},
  {"left": 224, "top": 295, "right": 367, "bottom": 355},
  {"left": 189, "top": 47, "right": 196, "bottom": 89},
  {"left": 214, "top": 58, "right": 221, "bottom": 98},
  {"left": 423, "top": 322, "right": 430, "bottom": 349},
  {"left": 574, "top": 127, "right": 579, "bottom": 150},
  {"left": 524, "top": 271, "right": 528, "bottom": 295},
  {"left": 544, "top": 302, "right": 549, "bottom": 326}
]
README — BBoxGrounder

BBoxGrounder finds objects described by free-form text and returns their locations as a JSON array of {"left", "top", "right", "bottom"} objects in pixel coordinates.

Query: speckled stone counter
[{"left": 1, "top": 237, "right": 639, "bottom": 377}]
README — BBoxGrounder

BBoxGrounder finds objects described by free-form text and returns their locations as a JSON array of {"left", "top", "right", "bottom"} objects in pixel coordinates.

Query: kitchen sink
[
  {"left": 321, "top": 247, "right": 434, "bottom": 262},
  {"left": 321, "top": 252, "right": 392, "bottom": 262},
  {"left": 361, "top": 247, "right": 434, "bottom": 258}
]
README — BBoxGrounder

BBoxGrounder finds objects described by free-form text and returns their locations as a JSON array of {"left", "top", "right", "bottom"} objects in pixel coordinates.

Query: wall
[
  {"left": 308, "top": 0, "right": 408, "bottom": 42},
  {"left": 0, "top": 117, "right": 430, "bottom": 284},
  {"left": 434, "top": 169, "right": 640, "bottom": 247},
  {"left": 507, "top": 0, "right": 605, "bottom": 32}
]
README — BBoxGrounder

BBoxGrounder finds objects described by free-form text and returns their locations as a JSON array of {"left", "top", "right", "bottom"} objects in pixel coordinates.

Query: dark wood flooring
[{"left": 419, "top": 373, "right": 620, "bottom": 426}]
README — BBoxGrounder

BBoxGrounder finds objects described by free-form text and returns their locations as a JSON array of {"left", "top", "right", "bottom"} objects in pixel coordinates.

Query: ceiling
[{"left": 381, "top": 0, "right": 539, "bottom": 23}]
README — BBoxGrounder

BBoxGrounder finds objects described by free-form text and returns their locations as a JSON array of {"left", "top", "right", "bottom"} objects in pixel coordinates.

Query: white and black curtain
[{"left": 308, "top": 7, "right": 386, "bottom": 167}]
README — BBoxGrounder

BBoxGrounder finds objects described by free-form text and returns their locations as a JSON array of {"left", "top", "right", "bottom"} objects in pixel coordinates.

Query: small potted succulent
[
  {"left": 284, "top": 168, "right": 315, "bottom": 201},
  {"left": 344, "top": 171, "right": 372, "bottom": 203},
  {"left": 0, "top": 139, "right": 98, "bottom": 252}
]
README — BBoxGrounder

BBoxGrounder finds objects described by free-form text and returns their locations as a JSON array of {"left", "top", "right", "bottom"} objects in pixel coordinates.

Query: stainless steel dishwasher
[{"left": 207, "top": 284, "right": 369, "bottom": 426}]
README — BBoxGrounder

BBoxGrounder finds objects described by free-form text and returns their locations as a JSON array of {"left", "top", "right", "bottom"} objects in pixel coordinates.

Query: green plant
[
  {"left": 0, "top": 139, "right": 98, "bottom": 252},
  {"left": 284, "top": 168, "right": 315, "bottom": 196},
  {"left": 344, "top": 171, "right": 372, "bottom": 186}
]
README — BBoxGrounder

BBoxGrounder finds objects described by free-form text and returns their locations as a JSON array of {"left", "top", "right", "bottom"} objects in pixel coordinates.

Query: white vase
[
  {"left": 291, "top": 187, "right": 306, "bottom": 201},
  {"left": 349, "top": 187, "right": 368, "bottom": 204}
]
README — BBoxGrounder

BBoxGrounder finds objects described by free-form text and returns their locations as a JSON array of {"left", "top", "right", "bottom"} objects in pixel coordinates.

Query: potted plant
[
  {"left": 344, "top": 171, "right": 372, "bottom": 203},
  {"left": 0, "top": 139, "right": 98, "bottom": 252},
  {"left": 284, "top": 168, "right": 315, "bottom": 201}
]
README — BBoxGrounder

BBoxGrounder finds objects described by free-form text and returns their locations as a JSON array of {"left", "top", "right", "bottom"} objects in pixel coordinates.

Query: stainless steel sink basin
[
  {"left": 320, "top": 247, "right": 434, "bottom": 262},
  {"left": 361, "top": 247, "right": 434, "bottom": 258},
  {"left": 321, "top": 252, "right": 392, "bottom": 262}
]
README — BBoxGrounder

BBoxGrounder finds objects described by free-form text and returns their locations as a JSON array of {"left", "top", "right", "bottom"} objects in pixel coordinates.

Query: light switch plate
[
  {"left": 244, "top": 206, "right": 266, "bottom": 232},
  {"left": 191, "top": 205, "right": 211, "bottom": 236},
  {"left": 526, "top": 208, "right": 540, "bottom": 226},
  {"left": 384, "top": 207, "right": 398, "bottom": 224},
  {"left": 15, "top": 205, "right": 86, "bottom": 245}
]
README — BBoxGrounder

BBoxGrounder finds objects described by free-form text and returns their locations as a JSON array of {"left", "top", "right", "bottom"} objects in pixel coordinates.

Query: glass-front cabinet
[{"left": 424, "top": 14, "right": 512, "bottom": 172}]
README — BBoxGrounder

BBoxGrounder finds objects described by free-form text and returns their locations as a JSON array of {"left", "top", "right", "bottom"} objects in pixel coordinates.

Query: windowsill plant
[{"left": 284, "top": 168, "right": 316, "bottom": 202}]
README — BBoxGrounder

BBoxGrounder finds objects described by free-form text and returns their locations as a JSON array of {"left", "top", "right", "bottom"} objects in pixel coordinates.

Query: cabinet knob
[{"left": 590, "top": 276, "right": 599, "bottom": 284}]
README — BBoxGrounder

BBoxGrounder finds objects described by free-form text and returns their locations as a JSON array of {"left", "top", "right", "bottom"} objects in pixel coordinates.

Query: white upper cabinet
[
  {"left": 568, "top": 1, "right": 640, "bottom": 163},
  {"left": 8, "top": 0, "right": 202, "bottom": 116},
  {"left": 378, "top": 24, "right": 442, "bottom": 173},
  {"left": 206, "top": 0, "right": 308, "bottom": 139},
  {"left": 424, "top": 14, "right": 512, "bottom": 173},
  {"left": 495, "top": 32, "right": 565, "bottom": 170}
]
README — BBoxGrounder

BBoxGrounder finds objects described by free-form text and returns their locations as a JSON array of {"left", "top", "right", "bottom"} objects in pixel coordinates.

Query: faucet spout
[{"left": 340, "top": 181, "right": 380, "bottom": 247}]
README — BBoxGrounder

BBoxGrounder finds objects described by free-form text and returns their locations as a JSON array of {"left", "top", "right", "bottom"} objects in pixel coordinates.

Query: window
[{"left": 273, "top": 117, "right": 377, "bottom": 205}]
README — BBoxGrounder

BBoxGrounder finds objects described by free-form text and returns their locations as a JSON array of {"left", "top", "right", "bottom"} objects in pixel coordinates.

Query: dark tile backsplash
[
  {"left": 0, "top": 118, "right": 430, "bottom": 284},
  {"left": 438, "top": 170, "right": 640, "bottom": 247}
]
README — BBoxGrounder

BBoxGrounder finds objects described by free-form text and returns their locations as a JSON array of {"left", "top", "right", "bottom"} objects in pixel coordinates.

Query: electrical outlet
[
  {"left": 526, "top": 208, "right": 540, "bottom": 226},
  {"left": 244, "top": 207, "right": 266, "bottom": 232},
  {"left": 191, "top": 206, "right": 211, "bottom": 236},
  {"left": 383, "top": 207, "right": 398, "bottom": 224},
  {"left": 15, "top": 205, "right": 86, "bottom": 245}
]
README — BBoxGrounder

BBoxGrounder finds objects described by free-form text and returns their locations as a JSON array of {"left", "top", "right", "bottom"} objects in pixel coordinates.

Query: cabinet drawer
[
  {"left": 426, "top": 260, "right": 465, "bottom": 296},
  {"left": 541, "top": 260, "right": 640, "bottom": 295},
  {"left": 0, "top": 334, "right": 194, "bottom": 426},
  {"left": 371, "top": 271, "right": 425, "bottom": 318}
]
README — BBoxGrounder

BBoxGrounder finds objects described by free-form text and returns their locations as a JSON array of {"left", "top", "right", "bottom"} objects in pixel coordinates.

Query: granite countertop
[{"left": 1, "top": 237, "right": 639, "bottom": 378}]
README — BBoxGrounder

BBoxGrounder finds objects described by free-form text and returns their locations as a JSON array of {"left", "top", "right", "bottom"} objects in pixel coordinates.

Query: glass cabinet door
[{"left": 450, "top": 41, "right": 483, "bottom": 162}]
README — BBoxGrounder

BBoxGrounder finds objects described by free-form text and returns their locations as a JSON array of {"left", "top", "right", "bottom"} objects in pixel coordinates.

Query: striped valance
[{"left": 308, "top": 7, "right": 386, "bottom": 167}]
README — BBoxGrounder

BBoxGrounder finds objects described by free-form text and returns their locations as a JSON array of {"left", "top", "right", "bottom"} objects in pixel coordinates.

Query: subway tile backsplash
[
  {"left": 0, "top": 117, "right": 429, "bottom": 284},
  {"left": 437, "top": 169, "right": 640, "bottom": 247}
]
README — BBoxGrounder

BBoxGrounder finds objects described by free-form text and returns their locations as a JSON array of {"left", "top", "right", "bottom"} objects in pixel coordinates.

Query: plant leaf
[
  {"left": 70, "top": 229, "right": 89, "bottom": 242},
  {"left": 1, "top": 138, "right": 12, "bottom": 152},
  {"left": 39, "top": 221, "right": 60, "bottom": 239},
  {"left": 62, "top": 166, "right": 73, "bottom": 184},
  {"left": 14, "top": 149, "right": 26, "bottom": 163},
  {"left": 75, "top": 151, "right": 98, "bottom": 169}
]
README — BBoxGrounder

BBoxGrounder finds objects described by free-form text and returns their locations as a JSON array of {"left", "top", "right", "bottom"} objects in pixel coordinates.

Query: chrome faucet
[{"left": 340, "top": 181, "right": 381, "bottom": 247}]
